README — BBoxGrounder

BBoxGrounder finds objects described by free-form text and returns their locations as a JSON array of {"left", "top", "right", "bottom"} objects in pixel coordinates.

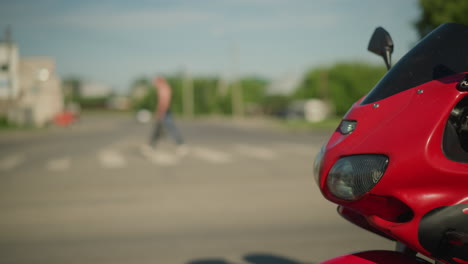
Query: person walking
[{"left": 149, "top": 76, "right": 186, "bottom": 152}]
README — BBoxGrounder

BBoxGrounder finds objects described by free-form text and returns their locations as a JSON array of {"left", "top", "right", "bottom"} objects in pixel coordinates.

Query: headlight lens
[
  {"left": 313, "top": 145, "right": 325, "bottom": 184},
  {"left": 339, "top": 120, "right": 357, "bottom": 135},
  {"left": 327, "top": 155, "right": 388, "bottom": 200}
]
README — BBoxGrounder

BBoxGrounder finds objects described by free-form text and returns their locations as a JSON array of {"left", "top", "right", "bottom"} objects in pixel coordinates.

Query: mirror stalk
[
  {"left": 384, "top": 48, "right": 392, "bottom": 70},
  {"left": 368, "top": 27, "right": 394, "bottom": 71}
]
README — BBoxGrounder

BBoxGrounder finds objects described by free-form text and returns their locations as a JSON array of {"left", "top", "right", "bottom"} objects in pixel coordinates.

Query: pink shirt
[{"left": 154, "top": 77, "right": 172, "bottom": 119}]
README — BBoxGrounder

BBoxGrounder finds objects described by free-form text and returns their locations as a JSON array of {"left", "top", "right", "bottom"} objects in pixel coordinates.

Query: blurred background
[{"left": 0, "top": 0, "right": 466, "bottom": 263}]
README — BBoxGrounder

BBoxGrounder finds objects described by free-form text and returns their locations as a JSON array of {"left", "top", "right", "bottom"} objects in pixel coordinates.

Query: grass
[
  {"left": 0, "top": 116, "right": 21, "bottom": 131},
  {"left": 0, "top": 121, "right": 38, "bottom": 132},
  {"left": 178, "top": 114, "right": 342, "bottom": 132},
  {"left": 0, "top": 111, "right": 342, "bottom": 133},
  {"left": 80, "top": 109, "right": 132, "bottom": 116}
]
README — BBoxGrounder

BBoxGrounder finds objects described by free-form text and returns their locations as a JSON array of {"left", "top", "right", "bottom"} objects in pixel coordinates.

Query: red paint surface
[
  {"left": 317, "top": 73, "right": 468, "bottom": 261},
  {"left": 320, "top": 250, "right": 429, "bottom": 264}
]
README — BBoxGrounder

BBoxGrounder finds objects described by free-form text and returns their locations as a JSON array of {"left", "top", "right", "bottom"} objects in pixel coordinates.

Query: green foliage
[
  {"left": 280, "top": 117, "right": 342, "bottom": 131},
  {"left": 216, "top": 90, "right": 233, "bottom": 115},
  {"left": 241, "top": 77, "right": 267, "bottom": 114},
  {"left": 129, "top": 63, "right": 385, "bottom": 118},
  {"left": 132, "top": 88, "right": 156, "bottom": 111},
  {"left": 62, "top": 77, "right": 82, "bottom": 104},
  {"left": 131, "top": 77, "right": 152, "bottom": 88},
  {"left": 76, "top": 96, "right": 109, "bottom": 109},
  {"left": 192, "top": 77, "right": 219, "bottom": 115},
  {"left": 240, "top": 77, "right": 268, "bottom": 104},
  {"left": 128, "top": 75, "right": 269, "bottom": 117},
  {"left": 0, "top": 115, "right": 32, "bottom": 130},
  {"left": 0, "top": 115, "right": 13, "bottom": 128},
  {"left": 129, "top": 77, "right": 155, "bottom": 112},
  {"left": 294, "top": 62, "right": 386, "bottom": 116},
  {"left": 293, "top": 70, "right": 322, "bottom": 99},
  {"left": 415, "top": 0, "right": 468, "bottom": 38},
  {"left": 328, "top": 63, "right": 386, "bottom": 115},
  {"left": 262, "top": 95, "right": 292, "bottom": 116},
  {"left": 166, "top": 76, "right": 183, "bottom": 114}
]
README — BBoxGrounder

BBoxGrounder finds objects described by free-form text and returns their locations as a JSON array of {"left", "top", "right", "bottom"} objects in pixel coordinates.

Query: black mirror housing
[{"left": 368, "top": 27, "right": 394, "bottom": 70}]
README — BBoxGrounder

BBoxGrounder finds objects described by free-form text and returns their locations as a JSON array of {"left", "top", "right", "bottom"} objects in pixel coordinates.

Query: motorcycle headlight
[{"left": 327, "top": 155, "right": 388, "bottom": 201}]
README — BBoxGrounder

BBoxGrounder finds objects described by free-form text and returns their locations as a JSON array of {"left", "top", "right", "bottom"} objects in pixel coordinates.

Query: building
[
  {"left": 11, "top": 57, "right": 64, "bottom": 127},
  {"left": 0, "top": 27, "right": 64, "bottom": 127},
  {"left": 0, "top": 39, "right": 20, "bottom": 114},
  {"left": 287, "top": 99, "right": 333, "bottom": 122}
]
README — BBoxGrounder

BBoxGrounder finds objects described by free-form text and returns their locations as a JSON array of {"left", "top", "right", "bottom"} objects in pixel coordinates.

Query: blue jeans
[{"left": 150, "top": 111, "right": 184, "bottom": 146}]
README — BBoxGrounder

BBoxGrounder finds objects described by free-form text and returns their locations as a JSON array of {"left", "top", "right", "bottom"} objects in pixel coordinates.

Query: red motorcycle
[{"left": 314, "top": 23, "right": 468, "bottom": 264}]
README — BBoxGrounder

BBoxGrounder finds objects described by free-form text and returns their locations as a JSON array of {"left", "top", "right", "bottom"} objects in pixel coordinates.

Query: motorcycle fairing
[
  {"left": 319, "top": 250, "right": 430, "bottom": 264},
  {"left": 317, "top": 23, "right": 468, "bottom": 263},
  {"left": 319, "top": 73, "right": 468, "bottom": 257}
]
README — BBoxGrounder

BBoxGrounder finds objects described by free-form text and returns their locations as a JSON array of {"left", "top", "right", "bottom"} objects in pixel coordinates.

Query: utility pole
[
  {"left": 319, "top": 70, "right": 329, "bottom": 101},
  {"left": 5, "top": 25, "right": 11, "bottom": 44},
  {"left": 3, "top": 25, "right": 14, "bottom": 117},
  {"left": 231, "top": 43, "right": 244, "bottom": 118},
  {"left": 182, "top": 69, "right": 194, "bottom": 118},
  {"left": 232, "top": 79, "right": 243, "bottom": 118}
]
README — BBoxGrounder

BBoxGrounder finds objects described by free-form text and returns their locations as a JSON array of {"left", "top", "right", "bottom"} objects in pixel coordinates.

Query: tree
[
  {"left": 415, "top": 0, "right": 468, "bottom": 38},
  {"left": 128, "top": 75, "right": 269, "bottom": 117},
  {"left": 293, "top": 62, "right": 386, "bottom": 116},
  {"left": 129, "top": 77, "right": 154, "bottom": 111},
  {"left": 261, "top": 95, "right": 291, "bottom": 117},
  {"left": 62, "top": 77, "right": 82, "bottom": 103},
  {"left": 166, "top": 76, "right": 184, "bottom": 114},
  {"left": 192, "top": 77, "right": 218, "bottom": 115},
  {"left": 240, "top": 77, "right": 268, "bottom": 103},
  {"left": 240, "top": 77, "right": 268, "bottom": 115}
]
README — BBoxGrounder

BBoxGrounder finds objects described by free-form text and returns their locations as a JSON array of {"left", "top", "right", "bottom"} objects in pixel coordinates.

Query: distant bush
[
  {"left": 261, "top": 95, "right": 292, "bottom": 117},
  {"left": 77, "top": 96, "right": 109, "bottom": 109},
  {"left": 129, "top": 75, "right": 269, "bottom": 117},
  {"left": 0, "top": 115, "right": 19, "bottom": 129},
  {"left": 294, "top": 62, "right": 386, "bottom": 116}
]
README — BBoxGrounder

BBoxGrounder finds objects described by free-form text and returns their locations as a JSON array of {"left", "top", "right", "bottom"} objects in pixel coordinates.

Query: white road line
[
  {"left": 46, "top": 157, "right": 70, "bottom": 171},
  {"left": 140, "top": 145, "right": 178, "bottom": 166},
  {"left": 234, "top": 144, "right": 277, "bottom": 160},
  {"left": 274, "top": 143, "right": 317, "bottom": 155},
  {"left": 0, "top": 154, "right": 25, "bottom": 171},
  {"left": 191, "top": 146, "right": 232, "bottom": 164},
  {"left": 98, "top": 149, "right": 127, "bottom": 169}
]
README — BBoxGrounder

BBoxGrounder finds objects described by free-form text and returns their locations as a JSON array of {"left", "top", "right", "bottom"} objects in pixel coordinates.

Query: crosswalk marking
[
  {"left": 274, "top": 142, "right": 316, "bottom": 155},
  {"left": 1, "top": 142, "right": 312, "bottom": 172},
  {"left": 0, "top": 154, "right": 25, "bottom": 171},
  {"left": 191, "top": 146, "right": 232, "bottom": 164},
  {"left": 46, "top": 157, "right": 70, "bottom": 171},
  {"left": 234, "top": 144, "right": 277, "bottom": 160},
  {"left": 98, "top": 149, "right": 127, "bottom": 169},
  {"left": 140, "top": 145, "right": 178, "bottom": 166},
  {"left": 147, "top": 152, "right": 179, "bottom": 166}
]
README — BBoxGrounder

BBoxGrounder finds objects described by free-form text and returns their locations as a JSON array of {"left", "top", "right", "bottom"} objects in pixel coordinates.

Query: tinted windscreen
[{"left": 362, "top": 23, "right": 468, "bottom": 105}]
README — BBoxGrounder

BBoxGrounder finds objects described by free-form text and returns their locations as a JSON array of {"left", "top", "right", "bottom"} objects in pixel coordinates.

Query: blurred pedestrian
[{"left": 148, "top": 76, "right": 186, "bottom": 153}]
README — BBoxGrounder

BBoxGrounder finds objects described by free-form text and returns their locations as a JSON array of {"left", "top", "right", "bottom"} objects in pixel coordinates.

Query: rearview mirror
[{"left": 368, "top": 27, "right": 394, "bottom": 70}]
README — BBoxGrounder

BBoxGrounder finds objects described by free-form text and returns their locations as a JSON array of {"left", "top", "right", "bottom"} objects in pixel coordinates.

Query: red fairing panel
[
  {"left": 318, "top": 73, "right": 468, "bottom": 257},
  {"left": 320, "top": 250, "right": 430, "bottom": 264}
]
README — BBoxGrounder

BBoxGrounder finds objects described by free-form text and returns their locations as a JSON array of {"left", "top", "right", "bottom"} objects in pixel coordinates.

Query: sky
[{"left": 0, "top": 0, "right": 421, "bottom": 92}]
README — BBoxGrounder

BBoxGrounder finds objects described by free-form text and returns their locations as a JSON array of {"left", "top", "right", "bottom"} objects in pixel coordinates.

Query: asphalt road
[{"left": 0, "top": 113, "right": 394, "bottom": 264}]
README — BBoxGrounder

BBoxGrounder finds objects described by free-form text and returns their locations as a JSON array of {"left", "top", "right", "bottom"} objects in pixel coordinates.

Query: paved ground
[{"left": 0, "top": 113, "right": 394, "bottom": 264}]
